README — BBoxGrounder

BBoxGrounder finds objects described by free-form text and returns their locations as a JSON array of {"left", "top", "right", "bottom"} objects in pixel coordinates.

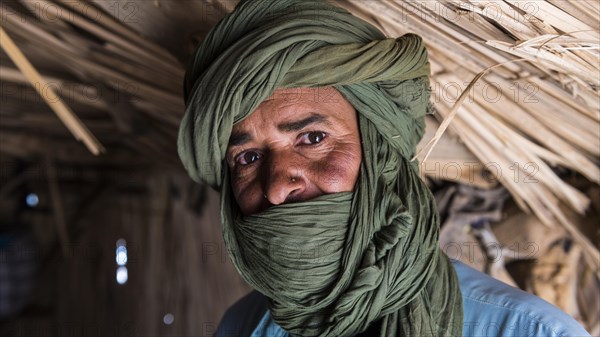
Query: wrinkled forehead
[
  {"left": 260, "top": 87, "right": 346, "bottom": 104},
  {"left": 232, "top": 86, "right": 359, "bottom": 132}
]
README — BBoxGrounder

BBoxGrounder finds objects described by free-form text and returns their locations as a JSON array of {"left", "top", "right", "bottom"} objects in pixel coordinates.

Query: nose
[{"left": 263, "top": 150, "right": 306, "bottom": 205}]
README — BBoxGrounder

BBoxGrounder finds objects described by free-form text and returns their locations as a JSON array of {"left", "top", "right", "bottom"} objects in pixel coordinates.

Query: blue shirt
[{"left": 215, "top": 261, "right": 591, "bottom": 337}]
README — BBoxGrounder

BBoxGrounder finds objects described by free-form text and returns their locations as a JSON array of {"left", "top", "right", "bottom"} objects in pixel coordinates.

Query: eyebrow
[
  {"left": 277, "top": 113, "right": 329, "bottom": 132},
  {"left": 227, "top": 113, "right": 330, "bottom": 147},
  {"left": 228, "top": 131, "right": 252, "bottom": 147}
]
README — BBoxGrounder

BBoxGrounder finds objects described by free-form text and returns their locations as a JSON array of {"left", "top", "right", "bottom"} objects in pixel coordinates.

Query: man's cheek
[
  {"left": 232, "top": 167, "right": 255, "bottom": 186},
  {"left": 319, "top": 149, "right": 360, "bottom": 188},
  {"left": 234, "top": 180, "right": 262, "bottom": 214},
  {"left": 231, "top": 171, "right": 251, "bottom": 197},
  {"left": 312, "top": 160, "right": 347, "bottom": 189}
]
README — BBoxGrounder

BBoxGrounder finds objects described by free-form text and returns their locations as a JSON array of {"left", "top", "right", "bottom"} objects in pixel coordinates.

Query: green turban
[{"left": 177, "top": 0, "right": 463, "bottom": 336}]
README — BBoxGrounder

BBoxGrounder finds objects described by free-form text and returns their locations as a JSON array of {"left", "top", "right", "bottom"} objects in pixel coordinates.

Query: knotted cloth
[{"left": 177, "top": 0, "right": 463, "bottom": 336}]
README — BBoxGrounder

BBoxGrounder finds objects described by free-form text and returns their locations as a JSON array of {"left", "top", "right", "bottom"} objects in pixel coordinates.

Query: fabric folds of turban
[{"left": 177, "top": 0, "right": 463, "bottom": 336}]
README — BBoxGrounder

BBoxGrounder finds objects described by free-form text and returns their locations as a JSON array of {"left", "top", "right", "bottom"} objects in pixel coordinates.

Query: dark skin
[{"left": 226, "top": 87, "right": 362, "bottom": 216}]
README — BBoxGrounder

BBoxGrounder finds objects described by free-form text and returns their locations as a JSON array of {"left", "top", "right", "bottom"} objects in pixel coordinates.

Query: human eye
[
  {"left": 299, "top": 131, "right": 327, "bottom": 145},
  {"left": 235, "top": 150, "right": 262, "bottom": 166}
]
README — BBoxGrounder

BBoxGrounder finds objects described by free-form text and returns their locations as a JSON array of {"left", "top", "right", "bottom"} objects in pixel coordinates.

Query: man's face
[{"left": 226, "top": 87, "right": 362, "bottom": 215}]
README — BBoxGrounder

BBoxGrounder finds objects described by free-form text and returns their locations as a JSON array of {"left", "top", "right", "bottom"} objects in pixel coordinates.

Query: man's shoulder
[
  {"left": 214, "top": 290, "right": 268, "bottom": 337},
  {"left": 453, "top": 260, "right": 590, "bottom": 337}
]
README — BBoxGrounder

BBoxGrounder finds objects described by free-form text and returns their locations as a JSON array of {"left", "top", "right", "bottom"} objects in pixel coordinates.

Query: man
[{"left": 177, "top": 0, "right": 591, "bottom": 336}]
